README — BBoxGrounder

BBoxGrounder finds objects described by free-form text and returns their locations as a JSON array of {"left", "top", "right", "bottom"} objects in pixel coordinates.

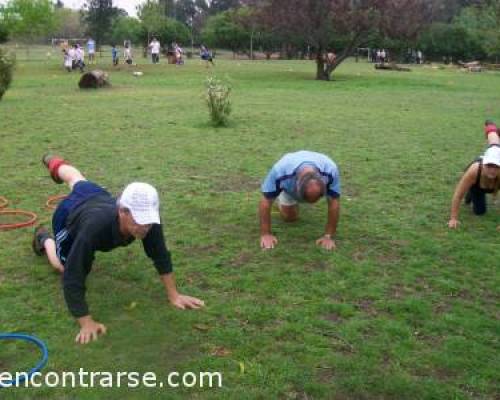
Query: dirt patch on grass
[
  {"left": 376, "top": 251, "right": 402, "bottom": 264},
  {"left": 305, "top": 260, "right": 330, "bottom": 271},
  {"left": 188, "top": 243, "right": 221, "bottom": 256},
  {"left": 433, "top": 301, "right": 453, "bottom": 314},
  {"left": 185, "top": 272, "right": 210, "bottom": 289},
  {"left": 342, "top": 185, "right": 361, "bottom": 198},
  {"left": 389, "top": 283, "right": 407, "bottom": 299},
  {"left": 354, "top": 298, "right": 378, "bottom": 316},
  {"left": 351, "top": 250, "right": 367, "bottom": 262},
  {"left": 209, "top": 174, "right": 260, "bottom": 193},
  {"left": 229, "top": 251, "right": 253, "bottom": 268},
  {"left": 316, "top": 366, "right": 336, "bottom": 384},
  {"left": 324, "top": 312, "right": 343, "bottom": 322}
]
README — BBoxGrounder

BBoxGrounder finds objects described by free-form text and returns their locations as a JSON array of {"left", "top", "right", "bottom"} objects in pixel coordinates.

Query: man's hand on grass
[
  {"left": 316, "top": 234, "right": 336, "bottom": 251},
  {"left": 76, "top": 316, "right": 107, "bottom": 345},
  {"left": 448, "top": 218, "right": 460, "bottom": 229},
  {"left": 260, "top": 234, "right": 278, "bottom": 250}
]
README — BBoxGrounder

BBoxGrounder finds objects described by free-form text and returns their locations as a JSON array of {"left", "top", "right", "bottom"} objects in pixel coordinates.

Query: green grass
[{"left": 0, "top": 52, "right": 499, "bottom": 399}]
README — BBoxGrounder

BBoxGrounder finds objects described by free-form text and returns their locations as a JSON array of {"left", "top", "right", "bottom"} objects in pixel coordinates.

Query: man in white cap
[{"left": 32, "top": 154, "right": 204, "bottom": 344}]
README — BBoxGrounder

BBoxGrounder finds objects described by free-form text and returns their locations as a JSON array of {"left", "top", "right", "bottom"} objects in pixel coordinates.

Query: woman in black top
[{"left": 448, "top": 145, "right": 500, "bottom": 228}]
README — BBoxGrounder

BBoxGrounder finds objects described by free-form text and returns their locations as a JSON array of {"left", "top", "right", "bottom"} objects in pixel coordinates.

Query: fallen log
[
  {"left": 78, "top": 70, "right": 110, "bottom": 89},
  {"left": 375, "top": 63, "right": 411, "bottom": 72}
]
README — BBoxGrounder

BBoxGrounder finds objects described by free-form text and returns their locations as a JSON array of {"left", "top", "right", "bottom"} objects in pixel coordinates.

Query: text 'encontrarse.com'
[{"left": 0, "top": 369, "right": 223, "bottom": 389}]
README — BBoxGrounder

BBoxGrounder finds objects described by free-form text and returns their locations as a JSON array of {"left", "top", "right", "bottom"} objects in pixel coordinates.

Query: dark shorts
[
  {"left": 52, "top": 181, "right": 108, "bottom": 264},
  {"left": 467, "top": 185, "right": 488, "bottom": 216}
]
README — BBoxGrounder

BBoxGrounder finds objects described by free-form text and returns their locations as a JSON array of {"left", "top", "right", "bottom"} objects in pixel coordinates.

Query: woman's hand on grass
[{"left": 169, "top": 294, "right": 205, "bottom": 310}]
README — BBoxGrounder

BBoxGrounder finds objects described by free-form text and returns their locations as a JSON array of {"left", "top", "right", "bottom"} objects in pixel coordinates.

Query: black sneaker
[{"left": 32, "top": 226, "right": 51, "bottom": 256}]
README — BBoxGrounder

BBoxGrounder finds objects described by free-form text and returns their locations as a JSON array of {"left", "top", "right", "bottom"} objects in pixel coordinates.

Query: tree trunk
[
  {"left": 79, "top": 70, "right": 110, "bottom": 89},
  {"left": 316, "top": 59, "right": 329, "bottom": 80},
  {"left": 250, "top": 31, "right": 254, "bottom": 60},
  {"left": 315, "top": 46, "right": 327, "bottom": 80}
]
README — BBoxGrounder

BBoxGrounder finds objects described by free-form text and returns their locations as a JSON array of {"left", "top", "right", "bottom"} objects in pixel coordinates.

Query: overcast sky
[
  {"left": 0, "top": 0, "right": 143, "bottom": 17},
  {"left": 64, "top": 0, "right": 142, "bottom": 17}
]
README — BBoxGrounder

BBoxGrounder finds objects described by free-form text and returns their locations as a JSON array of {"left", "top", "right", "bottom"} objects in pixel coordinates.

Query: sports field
[{"left": 0, "top": 52, "right": 499, "bottom": 399}]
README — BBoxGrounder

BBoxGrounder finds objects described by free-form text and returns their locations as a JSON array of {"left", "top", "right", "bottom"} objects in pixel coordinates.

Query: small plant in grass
[
  {"left": 0, "top": 48, "right": 15, "bottom": 101},
  {"left": 205, "top": 75, "right": 231, "bottom": 126}
]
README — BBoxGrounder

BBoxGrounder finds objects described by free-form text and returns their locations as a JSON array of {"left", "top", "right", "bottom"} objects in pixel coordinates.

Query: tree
[
  {"left": 53, "top": 8, "right": 86, "bottom": 39},
  {"left": 1, "top": 0, "right": 59, "bottom": 43},
  {"left": 201, "top": 9, "right": 249, "bottom": 55},
  {"left": 255, "top": 0, "right": 435, "bottom": 80},
  {"left": 454, "top": 1, "right": 500, "bottom": 61},
  {"left": 111, "top": 16, "right": 142, "bottom": 45},
  {"left": 0, "top": 22, "right": 9, "bottom": 43},
  {"left": 418, "top": 22, "right": 485, "bottom": 61},
  {"left": 81, "top": 0, "right": 119, "bottom": 47},
  {"left": 138, "top": 0, "right": 168, "bottom": 42}
]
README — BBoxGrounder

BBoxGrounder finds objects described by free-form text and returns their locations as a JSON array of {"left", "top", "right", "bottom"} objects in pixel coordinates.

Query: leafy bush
[
  {"left": 0, "top": 48, "right": 15, "bottom": 101},
  {"left": 205, "top": 76, "right": 231, "bottom": 127}
]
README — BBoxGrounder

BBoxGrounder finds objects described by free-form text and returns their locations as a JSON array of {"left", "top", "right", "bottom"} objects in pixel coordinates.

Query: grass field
[{"left": 0, "top": 51, "right": 499, "bottom": 399}]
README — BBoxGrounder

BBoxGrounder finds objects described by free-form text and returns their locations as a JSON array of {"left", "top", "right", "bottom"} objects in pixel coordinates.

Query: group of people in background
[
  {"left": 61, "top": 36, "right": 214, "bottom": 70},
  {"left": 370, "top": 48, "right": 388, "bottom": 64},
  {"left": 111, "top": 41, "right": 133, "bottom": 66},
  {"left": 62, "top": 44, "right": 85, "bottom": 73}
]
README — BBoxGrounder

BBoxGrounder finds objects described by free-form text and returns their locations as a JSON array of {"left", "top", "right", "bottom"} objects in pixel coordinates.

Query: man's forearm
[
  {"left": 325, "top": 198, "right": 340, "bottom": 236},
  {"left": 78, "top": 315, "right": 93, "bottom": 327},
  {"left": 259, "top": 198, "right": 273, "bottom": 235},
  {"left": 160, "top": 273, "right": 178, "bottom": 301}
]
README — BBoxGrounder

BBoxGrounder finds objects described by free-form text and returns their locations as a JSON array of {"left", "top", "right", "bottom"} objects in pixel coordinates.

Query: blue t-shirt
[
  {"left": 87, "top": 40, "right": 95, "bottom": 53},
  {"left": 261, "top": 151, "right": 341, "bottom": 201}
]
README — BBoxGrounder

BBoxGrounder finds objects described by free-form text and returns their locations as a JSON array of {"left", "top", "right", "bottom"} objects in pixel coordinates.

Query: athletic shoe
[
  {"left": 32, "top": 226, "right": 51, "bottom": 256},
  {"left": 42, "top": 153, "right": 66, "bottom": 184}
]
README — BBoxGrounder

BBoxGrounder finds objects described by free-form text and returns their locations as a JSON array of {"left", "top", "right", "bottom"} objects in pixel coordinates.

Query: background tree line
[{"left": 1, "top": 0, "right": 499, "bottom": 76}]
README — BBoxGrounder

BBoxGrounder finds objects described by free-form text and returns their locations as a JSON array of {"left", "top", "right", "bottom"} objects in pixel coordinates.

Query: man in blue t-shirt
[
  {"left": 260, "top": 151, "right": 341, "bottom": 251},
  {"left": 87, "top": 38, "right": 95, "bottom": 65}
]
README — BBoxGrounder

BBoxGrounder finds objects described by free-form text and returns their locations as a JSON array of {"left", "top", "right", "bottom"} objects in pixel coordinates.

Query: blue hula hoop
[{"left": 0, "top": 333, "right": 49, "bottom": 387}]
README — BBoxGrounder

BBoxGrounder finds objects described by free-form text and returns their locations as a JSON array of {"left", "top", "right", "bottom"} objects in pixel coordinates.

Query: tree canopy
[{"left": 0, "top": 0, "right": 59, "bottom": 43}]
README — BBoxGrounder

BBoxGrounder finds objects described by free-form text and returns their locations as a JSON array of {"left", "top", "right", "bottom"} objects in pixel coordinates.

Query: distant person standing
[
  {"left": 200, "top": 44, "right": 214, "bottom": 67},
  {"left": 75, "top": 44, "right": 85, "bottom": 73},
  {"left": 63, "top": 49, "right": 72, "bottom": 72},
  {"left": 68, "top": 45, "right": 76, "bottom": 70},
  {"left": 149, "top": 37, "right": 160, "bottom": 64},
  {"left": 124, "top": 43, "right": 133, "bottom": 65},
  {"left": 416, "top": 50, "right": 423, "bottom": 64},
  {"left": 111, "top": 44, "right": 119, "bottom": 66},
  {"left": 87, "top": 38, "right": 96, "bottom": 65},
  {"left": 174, "top": 43, "right": 184, "bottom": 65},
  {"left": 380, "top": 49, "right": 387, "bottom": 63}
]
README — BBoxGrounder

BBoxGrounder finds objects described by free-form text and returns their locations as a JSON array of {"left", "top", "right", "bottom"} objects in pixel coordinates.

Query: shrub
[
  {"left": 0, "top": 48, "right": 15, "bottom": 101},
  {"left": 205, "top": 76, "right": 231, "bottom": 127}
]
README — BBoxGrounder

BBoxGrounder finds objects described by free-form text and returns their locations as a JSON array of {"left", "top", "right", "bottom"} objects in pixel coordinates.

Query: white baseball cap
[
  {"left": 119, "top": 182, "right": 160, "bottom": 225},
  {"left": 482, "top": 146, "right": 500, "bottom": 167}
]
